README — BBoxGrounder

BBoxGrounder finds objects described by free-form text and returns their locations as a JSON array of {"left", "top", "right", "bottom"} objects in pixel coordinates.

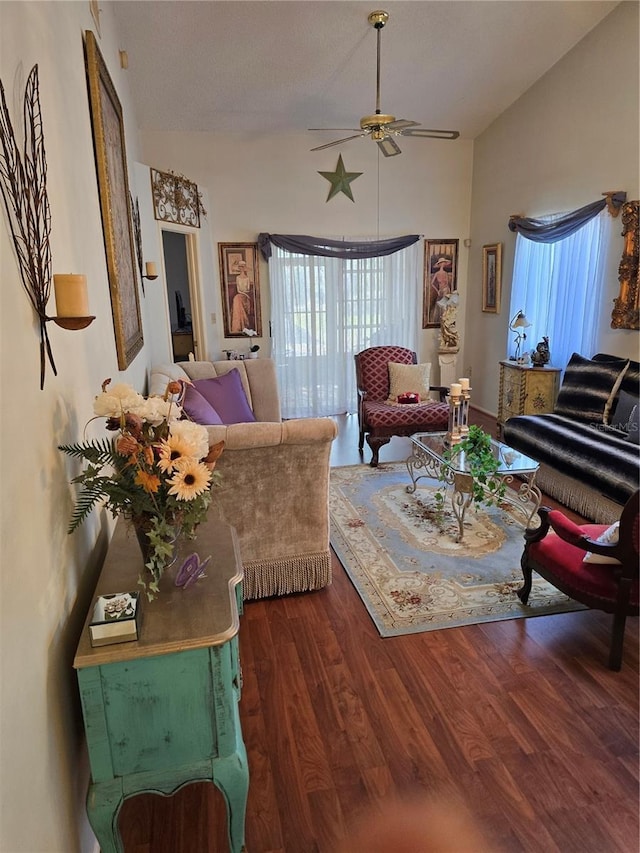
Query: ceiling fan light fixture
[
  {"left": 367, "top": 10, "right": 389, "bottom": 29},
  {"left": 309, "top": 8, "right": 459, "bottom": 155},
  {"left": 360, "top": 114, "right": 395, "bottom": 130}
]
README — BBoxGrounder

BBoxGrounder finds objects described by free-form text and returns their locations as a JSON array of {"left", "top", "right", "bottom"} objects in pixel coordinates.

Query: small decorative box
[{"left": 397, "top": 392, "right": 421, "bottom": 404}]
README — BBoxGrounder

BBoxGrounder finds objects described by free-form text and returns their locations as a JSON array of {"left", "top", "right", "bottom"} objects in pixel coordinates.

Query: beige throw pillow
[{"left": 387, "top": 362, "right": 431, "bottom": 403}]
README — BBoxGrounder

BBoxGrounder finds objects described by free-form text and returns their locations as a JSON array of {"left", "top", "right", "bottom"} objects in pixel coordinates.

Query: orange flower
[
  {"left": 115, "top": 434, "right": 140, "bottom": 457},
  {"left": 135, "top": 469, "right": 161, "bottom": 493}
]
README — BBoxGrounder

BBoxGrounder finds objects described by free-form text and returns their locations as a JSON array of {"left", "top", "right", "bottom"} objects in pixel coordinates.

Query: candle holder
[
  {"left": 142, "top": 262, "right": 158, "bottom": 281},
  {"left": 445, "top": 388, "right": 463, "bottom": 447},
  {"left": 444, "top": 383, "right": 472, "bottom": 447},
  {"left": 48, "top": 315, "right": 96, "bottom": 330},
  {"left": 460, "top": 387, "right": 471, "bottom": 438}
]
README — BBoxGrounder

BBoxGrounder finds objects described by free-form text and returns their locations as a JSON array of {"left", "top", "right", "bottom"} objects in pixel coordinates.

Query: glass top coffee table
[{"left": 406, "top": 431, "right": 542, "bottom": 542}]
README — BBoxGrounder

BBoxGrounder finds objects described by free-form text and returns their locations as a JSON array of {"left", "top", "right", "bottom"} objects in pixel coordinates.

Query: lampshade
[{"left": 510, "top": 310, "right": 531, "bottom": 331}]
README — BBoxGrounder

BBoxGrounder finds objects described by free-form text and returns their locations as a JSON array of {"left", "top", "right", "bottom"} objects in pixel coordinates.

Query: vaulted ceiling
[{"left": 112, "top": 0, "right": 618, "bottom": 145}]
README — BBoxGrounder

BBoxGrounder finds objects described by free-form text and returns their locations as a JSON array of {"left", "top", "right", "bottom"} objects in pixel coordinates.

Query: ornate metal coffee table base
[{"left": 406, "top": 438, "right": 542, "bottom": 543}]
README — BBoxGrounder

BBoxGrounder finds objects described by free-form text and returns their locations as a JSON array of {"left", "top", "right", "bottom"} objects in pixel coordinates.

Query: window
[
  {"left": 508, "top": 210, "right": 611, "bottom": 370},
  {"left": 269, "top": 241, "right": 419, "bottom": 418}
]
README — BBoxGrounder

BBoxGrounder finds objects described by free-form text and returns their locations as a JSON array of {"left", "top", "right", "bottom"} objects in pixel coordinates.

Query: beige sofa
[{"left": 149, "top": 358, "right": 338, "bottom": 599}]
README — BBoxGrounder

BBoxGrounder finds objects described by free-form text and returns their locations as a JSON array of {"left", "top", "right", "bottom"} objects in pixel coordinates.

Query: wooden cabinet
[
  {"left": 74, "top": 519, "right": 248, "bottom": 853},
  {"left": 497, "top": 360, "right": 561, "bottom": 438}
]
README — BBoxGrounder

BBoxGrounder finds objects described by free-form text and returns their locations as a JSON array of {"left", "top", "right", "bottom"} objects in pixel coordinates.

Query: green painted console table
[{"left": 74, "top": 518, "right": 248, "bottom": 852}]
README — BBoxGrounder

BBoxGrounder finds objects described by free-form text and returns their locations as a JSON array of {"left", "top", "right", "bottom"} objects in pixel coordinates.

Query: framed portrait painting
[
  {"left": 482, "top": 243, "right": 502, "bottom": 313},
  {"left": 422, "top": 239, "right": 459, "bottom": 328},
  {"left": 85, "top": 30, "right": 143, "bottom": 369},
  {"left": 218, "top": 243, "right": 262, "bottom": 338}
]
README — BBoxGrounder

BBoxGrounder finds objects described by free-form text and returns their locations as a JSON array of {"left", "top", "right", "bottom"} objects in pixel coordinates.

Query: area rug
[{"left": 329, "top": 462, "right": 583, "bottom": 638}]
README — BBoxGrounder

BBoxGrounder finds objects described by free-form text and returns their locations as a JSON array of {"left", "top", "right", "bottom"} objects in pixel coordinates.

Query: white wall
[
  {"left": 0, "top": 3, "right": 150, "bottom": 850},
  {"left": 139, "top": 130, "right": 474, "bottom": 367},
  {"left": 466, "top": 1, "right": 640, "bottom": 413}
]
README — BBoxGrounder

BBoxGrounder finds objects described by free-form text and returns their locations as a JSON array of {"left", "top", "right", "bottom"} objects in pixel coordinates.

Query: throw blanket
[{"left": 504, "top": 413, "right": 639, "bottom": 506}]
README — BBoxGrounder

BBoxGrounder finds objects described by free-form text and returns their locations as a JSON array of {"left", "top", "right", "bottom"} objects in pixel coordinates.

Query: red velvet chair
[
  {"left": 519, "top": 490, "right": 639, "bottom": 670},
  {"left": 354, "top": 345, "right": 449, "bottom": 467}
]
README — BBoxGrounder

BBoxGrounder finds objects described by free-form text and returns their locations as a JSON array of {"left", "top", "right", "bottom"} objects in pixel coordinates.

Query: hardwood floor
[{"left": 119, "top": 412, "right": 639, "bottom": 852}]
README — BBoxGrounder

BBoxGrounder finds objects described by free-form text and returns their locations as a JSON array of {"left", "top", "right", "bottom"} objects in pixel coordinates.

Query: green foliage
[{"left": 435, "top": 425, "right": 506, "bottom": 510}]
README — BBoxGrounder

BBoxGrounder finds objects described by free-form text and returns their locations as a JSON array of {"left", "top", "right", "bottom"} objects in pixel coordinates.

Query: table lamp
[{"left": 509, "top": 310, "right": 531, "bottom": 362}]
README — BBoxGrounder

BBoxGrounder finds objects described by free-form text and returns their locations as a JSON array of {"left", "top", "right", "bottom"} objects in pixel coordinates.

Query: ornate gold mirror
[{"left": 611, "top": 200, "right": 639, "bottom": 330}]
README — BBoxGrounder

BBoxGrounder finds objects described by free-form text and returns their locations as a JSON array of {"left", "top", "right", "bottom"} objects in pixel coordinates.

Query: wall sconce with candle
[
  {"left": 131, "top": 192, "right": 158, "bottom": 292},
  {"left": 49, "top": 274, "right": 95, "bottom": 330},
  {"left": 0, "top": 64, "right": 94, "bottom": 389},
  {"left": 143, "top": 261, "right": 158, "bottom": 281}
]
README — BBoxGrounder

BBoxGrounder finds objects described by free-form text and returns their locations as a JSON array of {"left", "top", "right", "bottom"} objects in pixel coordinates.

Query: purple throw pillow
[
  {"left": 193, "top": 369, "right": 256, "bottom": 425},
  {"left": 181, "top": 383, "right": 223, "bottom": 425}
]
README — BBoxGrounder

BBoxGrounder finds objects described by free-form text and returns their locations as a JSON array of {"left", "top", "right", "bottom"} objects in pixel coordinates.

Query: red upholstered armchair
[
  {"left": 354, "top": 346, "right": 449, "bottom": 467},
  {"left": 519, "top": 490, "right": 639, "bottom": 670}
]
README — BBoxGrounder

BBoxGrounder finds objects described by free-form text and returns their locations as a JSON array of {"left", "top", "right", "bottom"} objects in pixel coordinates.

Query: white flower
[
  {"left": 132, "top": 395, "right": 180, "bottom": 426},
  {"left": 93, "top": 383, "right": 143, "bottom": 417},
  {"left": 169, "top": 420, "right": 210, "bottom": 460}
]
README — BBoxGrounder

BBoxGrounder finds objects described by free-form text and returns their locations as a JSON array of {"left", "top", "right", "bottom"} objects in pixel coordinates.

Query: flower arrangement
[
  {"left": 243, "top": 327, "right": 260, "bottom": 354},
  {"left": 59, "top": 379, "right": 224, "bottom": 598}
]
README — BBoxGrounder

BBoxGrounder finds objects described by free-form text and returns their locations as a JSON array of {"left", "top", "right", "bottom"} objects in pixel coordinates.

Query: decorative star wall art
[{"left": 318, "top": 154, "right": 363, "bottom": 203}]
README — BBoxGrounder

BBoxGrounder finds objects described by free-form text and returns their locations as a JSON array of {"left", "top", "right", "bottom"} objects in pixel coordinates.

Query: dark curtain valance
[
  {"left": 508, "top": 192, "right": 627, "bottom": 243},
  {"left": 258, "top": 233, "right": 420, "bottom": 261}
]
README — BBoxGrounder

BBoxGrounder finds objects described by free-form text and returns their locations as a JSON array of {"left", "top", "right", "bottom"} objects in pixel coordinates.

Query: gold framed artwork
[
  {"left": 611, "top": 199, "right": 639, "bottom": 330},
  {"left": 85, "top": 30, "right": 143, "bottom": 369},
  {"left": 482, "top": 243, "right": 502, "bottom": 313},
  {"left": 218, "top": 243, "right": 262, "bottom": 338},
  {"left": 422, "top": 239, "right": 459, "bottom": 328}
]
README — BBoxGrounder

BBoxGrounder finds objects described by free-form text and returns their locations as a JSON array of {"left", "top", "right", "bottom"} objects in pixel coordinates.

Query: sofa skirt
[{"left": 242, "top": 550, "right": 332, "bottom": 600}]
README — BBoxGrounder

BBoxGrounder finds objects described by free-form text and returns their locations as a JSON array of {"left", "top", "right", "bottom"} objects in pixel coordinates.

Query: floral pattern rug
[{"left": 330, "top": 462, "right": 583, "bottom": 637}]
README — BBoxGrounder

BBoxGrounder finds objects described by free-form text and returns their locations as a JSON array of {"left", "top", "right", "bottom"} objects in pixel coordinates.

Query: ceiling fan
[{"left": 309, "top": 10, "right": 459, "bottom": 157}]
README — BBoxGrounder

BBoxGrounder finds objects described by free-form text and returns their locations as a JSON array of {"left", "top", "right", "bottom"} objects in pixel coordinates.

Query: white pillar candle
[
  {"left": 145, "top": 261, "right": 157, "bottom": 277},
  {"left": 54, "top": 274, "right": 89, "bottom": 317},
  {"left": 459, "top": 377, "right": 470, "bottom": 390},
  {"left": 450, "top": 383, "right": 462, "bottom": 396}
]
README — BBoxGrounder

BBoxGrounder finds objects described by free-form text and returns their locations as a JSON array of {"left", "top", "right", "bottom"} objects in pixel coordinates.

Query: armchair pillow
[
  {"left": 387, "top": 362, "right": 432, "bottom": 403},
  {"left": 193, "top": 369, "right": 257, "bottom": 425},
  {"left": 583, "top": 521, "right": 620, "bottom": 565}
]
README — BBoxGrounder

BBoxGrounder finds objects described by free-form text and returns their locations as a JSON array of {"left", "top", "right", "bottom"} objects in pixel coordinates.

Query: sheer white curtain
[
  {"left": 509, "top": 210, "right": 611, "bottom": 371},
  {"left": 269, "top": 241, "right": 420, "bottom": 418}
]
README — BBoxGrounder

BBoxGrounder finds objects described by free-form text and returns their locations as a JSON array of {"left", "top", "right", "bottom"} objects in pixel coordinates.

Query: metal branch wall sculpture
[{"left": 0, "top": 65, "right": 55, "bottom": 389}]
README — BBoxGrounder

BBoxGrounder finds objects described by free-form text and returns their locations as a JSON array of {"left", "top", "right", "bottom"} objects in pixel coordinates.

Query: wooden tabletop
[{"left": 74, "top": 517, "right": 243, "bottom": 669}]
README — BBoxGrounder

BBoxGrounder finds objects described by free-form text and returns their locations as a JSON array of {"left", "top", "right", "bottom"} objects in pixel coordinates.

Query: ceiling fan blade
[
  {"left": 401, "top": 128, "right": 460, "bottom": 140},
  {"left": 377, "top": 136, "right": 401, "bottom": 157},
  {"left": 308, "top": 128, "right": 362, "bottom": 132},
  {"left": 310, "top": 132, "right": 369, "bottom": 152},
  {"left": 385, "top": 119, "right": 420, "bottom": 131}
]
